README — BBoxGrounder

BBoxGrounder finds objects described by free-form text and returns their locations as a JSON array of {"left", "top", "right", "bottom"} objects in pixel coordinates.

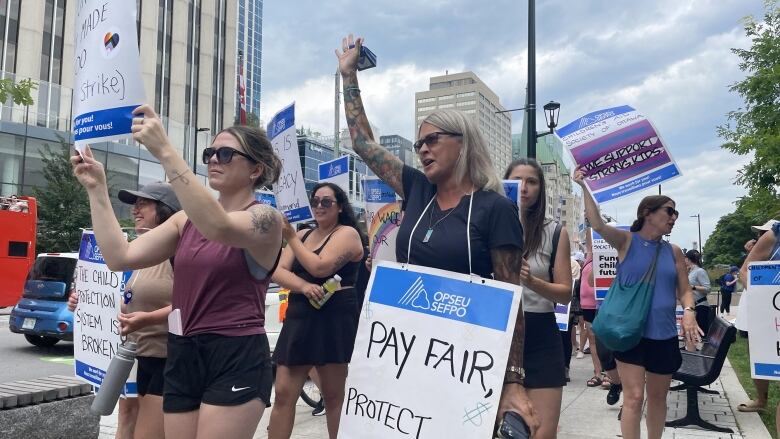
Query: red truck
[{"left": 0, "top": 196, "right": 37, "bottom": 308}]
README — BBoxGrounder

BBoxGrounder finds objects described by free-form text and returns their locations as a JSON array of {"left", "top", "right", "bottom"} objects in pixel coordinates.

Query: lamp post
[
  {"left": 527, "top": 0, "right": 537, "bottom": 158},
  {"left": 193, "top": 127, "right": 210, "bottom": 172},
  {"left": 691, "top": 213, "right": 702, "bottom": 255},
  {"left": 496, "top": 100, "right": 560, "bottom": 156}
]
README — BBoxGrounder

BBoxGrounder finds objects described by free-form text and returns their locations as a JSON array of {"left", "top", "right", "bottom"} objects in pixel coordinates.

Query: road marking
[{"left": 40, "top": 356, "right": 75, "bottom": 365}]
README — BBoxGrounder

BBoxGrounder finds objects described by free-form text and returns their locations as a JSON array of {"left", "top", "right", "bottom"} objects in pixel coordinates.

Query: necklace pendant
[{"left": 422, "top": 228, "right": 433, "bottom": 243}]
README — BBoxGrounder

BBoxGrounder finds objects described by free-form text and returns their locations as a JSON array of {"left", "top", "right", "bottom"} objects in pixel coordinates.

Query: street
[{"left": 0, "top": 313, "right": 75, "bottom": 382}]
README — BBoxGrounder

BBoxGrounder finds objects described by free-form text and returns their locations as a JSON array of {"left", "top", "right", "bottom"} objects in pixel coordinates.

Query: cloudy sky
[{"left": 260, "top": 0, "right": 767, "bottom": 252}]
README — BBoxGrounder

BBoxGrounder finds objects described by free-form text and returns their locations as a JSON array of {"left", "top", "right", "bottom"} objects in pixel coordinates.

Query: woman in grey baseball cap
[{"left": 70, "top": 181, "right": 180, "bottom": 439}]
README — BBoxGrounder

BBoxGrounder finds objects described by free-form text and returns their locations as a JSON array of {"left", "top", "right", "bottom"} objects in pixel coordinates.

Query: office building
[
  {"left": 0, "top": 0, "right": 241, "bottom": 219},
  {"left": 380, "top": 134, "right": 415, "bottom": 168},
  {"left": 414, "top": 72, "right": 512, "bottom": 176},
  {"left": 236, "top": 0, "right": 262, "bottom": 120}
]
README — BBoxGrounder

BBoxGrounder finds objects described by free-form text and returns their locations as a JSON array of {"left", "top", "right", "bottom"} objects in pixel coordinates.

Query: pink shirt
[{"left": 580, "top": 256, "right": 597, "bottom": 310}]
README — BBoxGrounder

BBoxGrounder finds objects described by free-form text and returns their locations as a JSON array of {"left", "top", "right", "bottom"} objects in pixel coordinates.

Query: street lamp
[
  {"left": 496, "top": 100, "right": 561, "bottom": 154},
  {"left": 193, "top": 127, "right": 210, "bottom": 172}
]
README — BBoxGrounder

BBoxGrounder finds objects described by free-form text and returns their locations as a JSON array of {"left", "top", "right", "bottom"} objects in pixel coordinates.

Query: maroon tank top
[{"left": 172, "top": 207, "right": 279, "bottom": 336}]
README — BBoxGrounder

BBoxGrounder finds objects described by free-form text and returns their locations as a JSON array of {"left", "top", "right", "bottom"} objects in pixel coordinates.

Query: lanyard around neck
[{"left": 407, "top": 191, "right": 475, "bottom": 275}]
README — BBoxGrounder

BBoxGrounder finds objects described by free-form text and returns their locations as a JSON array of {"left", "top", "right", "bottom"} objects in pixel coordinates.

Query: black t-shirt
[{"left": 396, "top": 165, "right": 524, "bottom": 278}]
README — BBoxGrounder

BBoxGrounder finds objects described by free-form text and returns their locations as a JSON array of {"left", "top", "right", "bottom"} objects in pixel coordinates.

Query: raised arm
[
  {"left": 573, "top": 166, "right": 631, "bottom": 256},
  {"left": 740, "top": 229, "right": 776, "bottom": 281},
  {"left": 130, "top": 105, "right": 283, "bottom": 268},
  {"left": 71, "top": 146, "right": 181, "bottom": 271},
  {"left": 336, "top": 34, "right": 404, "bottom": 196},
  {"left": 282, "top": 221, "right": 363, "bottom": 279}
]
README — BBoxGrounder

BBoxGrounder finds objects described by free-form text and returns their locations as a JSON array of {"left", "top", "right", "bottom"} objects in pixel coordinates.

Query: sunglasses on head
[
  {"left": 310, "top": 197, "right": 335, "bottom": 209},
  {"left": 656, "top": 206, "right": 679, "bottom": 218},
  {"left": 202, "top": 147, "right": 257, "bottom": 165},
  {"left": 413, "top": 131, "right": 463, "bottom": 151}
]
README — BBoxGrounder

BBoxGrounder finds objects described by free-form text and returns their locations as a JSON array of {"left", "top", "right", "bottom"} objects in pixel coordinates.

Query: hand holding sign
[
  {"left": 131, "top": 105, "right": 173, "bottom": 159},
  {"left": 71, "top": 145, "right": 108, "bottom": 191},
  {"left": 572, "top": 166, "right": 587, "bottom": 188}
]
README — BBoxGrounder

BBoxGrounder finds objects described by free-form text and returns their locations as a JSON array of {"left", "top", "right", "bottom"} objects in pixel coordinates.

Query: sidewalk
[{"left": 98, "top": 298, "right": 771, "bottom": 438}]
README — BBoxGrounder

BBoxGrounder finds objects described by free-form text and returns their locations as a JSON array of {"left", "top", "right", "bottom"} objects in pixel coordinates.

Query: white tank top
[{"left": 523, "top": 220, "right": 565, "bottom": 313}]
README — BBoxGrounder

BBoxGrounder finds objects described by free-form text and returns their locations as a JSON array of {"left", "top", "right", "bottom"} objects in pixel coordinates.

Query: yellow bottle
[{"left": 310, "top": 275, "right": 342, "bottom": 309}]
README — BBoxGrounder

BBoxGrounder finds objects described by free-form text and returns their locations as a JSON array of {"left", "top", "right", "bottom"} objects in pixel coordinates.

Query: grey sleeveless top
[{"left": 523, "top": 220, "right": 569, "bottom": 313}]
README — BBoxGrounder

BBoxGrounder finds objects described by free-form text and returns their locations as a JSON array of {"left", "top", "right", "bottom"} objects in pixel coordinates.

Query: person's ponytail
[{"left": 630, "top": 218, "right": 644, "bottom": 232}]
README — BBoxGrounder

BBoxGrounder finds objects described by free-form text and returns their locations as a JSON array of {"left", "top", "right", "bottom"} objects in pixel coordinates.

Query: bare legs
[
  {"left": 115, "top": 397, "right": 138, "bottom": 439},
  {"left": 616, "top": 361, "right": 671, "bottom": 439},
  {"left": 165, "top": 400, "right": 265, "bottom": 439},
  {"left": 525, "top": 387, "right": 563, "bottom": 439}
]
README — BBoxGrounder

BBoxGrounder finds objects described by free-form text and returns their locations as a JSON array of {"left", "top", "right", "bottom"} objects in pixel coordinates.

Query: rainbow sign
[{"left": 364, "top": 177, "right": 401, "bottom": 262}]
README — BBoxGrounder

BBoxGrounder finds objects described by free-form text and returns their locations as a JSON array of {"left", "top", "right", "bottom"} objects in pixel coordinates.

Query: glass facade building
[{"left": 237, "top": 0, "right": 263, "bottom": 120}]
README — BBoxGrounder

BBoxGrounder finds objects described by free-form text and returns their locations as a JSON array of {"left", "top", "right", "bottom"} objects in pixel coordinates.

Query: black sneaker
[
  {"left": 607, "top": 383, "right": 622, "bottom": 406},
  {"left": 312, "top": 401, "right": 326, "bottom": 416}
]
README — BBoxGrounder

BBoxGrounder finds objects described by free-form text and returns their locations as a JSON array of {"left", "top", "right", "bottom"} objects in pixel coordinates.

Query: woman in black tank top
[{"left": 269, "top": 183, "right": 365, "bottom": 439}]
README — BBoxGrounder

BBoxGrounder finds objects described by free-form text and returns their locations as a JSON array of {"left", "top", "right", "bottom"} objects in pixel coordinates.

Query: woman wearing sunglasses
[
  {"left": 268, "top": 182, "right": 364, "bottom": 439},
  {"left": 72, "top": 104, "right": 284, "bottom": 439},
  {"left": 336, "top": 34, "right": 539, "bottom": 435},
  {"left": 574, "top": 167, "right": 701, "bottom": 439}
]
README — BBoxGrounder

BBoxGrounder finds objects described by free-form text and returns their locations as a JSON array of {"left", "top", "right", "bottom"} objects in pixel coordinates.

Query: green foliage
[
  {"left": 234, "top": 111, "right": 261, "bottom": 128},
  {"left": 718, "top": 2, "right": 780, "bottom": 191},
  {"left": 32, "top": 141, "right": 91, "bottom": 253},
  {"left": 0, "top": 77, "right": 36, "bottom": 106}
]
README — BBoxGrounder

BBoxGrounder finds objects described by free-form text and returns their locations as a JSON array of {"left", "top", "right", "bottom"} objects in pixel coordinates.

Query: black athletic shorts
[
  {"left": 582, "top": 308, "right": 597, "bottom": 323},
  {"left": 614, "top": 336, "right": 682, "bottom": 375},
  {"left": 523, "top": 312, "right": 566, "bottom": 388},
  {"left": 163, "top": 333, "right": 273, "bottom": 413},
  {"left": 137, "top": 356, "right": 166, "bottom": 397}
]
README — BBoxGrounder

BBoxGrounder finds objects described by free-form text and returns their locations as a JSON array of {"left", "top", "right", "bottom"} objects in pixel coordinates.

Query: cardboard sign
[
  {"left": 340, "top": 261, "right": 522, "bottom": 438},
  {"left": 592, "top": 227, "right": 630, "bottom": 300},
  {"left": 318, "top": 155, "right": 350, "bottom": 195},
  {"left": 267, "top": 103, "right": 312, "bottom": 223},
  {"left": 72, "top": 0, "right": 146, "bottom": 151},
  {"left": 557, "top": 105, "right": 682, "bottom": 203},
  {"left": 73, "top": 231, "right": 137, "bottom": 395},
  {"left": 364, "top": 177, "right": 401, "bottom": 262},
  {"left": 747, "top": 261, "right": 780, "bottom": 380}
]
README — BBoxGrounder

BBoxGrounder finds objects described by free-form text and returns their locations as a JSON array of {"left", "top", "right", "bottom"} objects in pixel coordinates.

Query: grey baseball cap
[{"left": 118, "top": 181, "right": 182, "bottom": 212}]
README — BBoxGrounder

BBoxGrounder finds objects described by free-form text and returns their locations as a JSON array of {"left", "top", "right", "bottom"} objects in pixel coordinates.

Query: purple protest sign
[{"left": 557, "top": 105, "right": 682, "bottom": 203}]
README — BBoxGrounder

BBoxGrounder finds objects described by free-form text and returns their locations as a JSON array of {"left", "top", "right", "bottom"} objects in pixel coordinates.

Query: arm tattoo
[
  {"left": 332, "top": 252, "right": 350, "bottom": 272},
  {"left": 491, "top": 247, "right": 525, "bottom": 371},
  {"left": 342, "top": 74, "right": 404, "bottom": 195},
  {"left": 250, "top": 206, "right": 278, "bottom": 235},
  {"left": 168, "top": 169, "right": 190, "bottom": 185}
]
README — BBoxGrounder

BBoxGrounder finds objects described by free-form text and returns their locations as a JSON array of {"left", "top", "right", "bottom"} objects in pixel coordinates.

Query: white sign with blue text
[
  {"left": 339, "top": 261, "right": 522, "bottom": 438},
  {"left": 73, "top": 231, "right": 137, "bottom": 395},
  {"left": 501, "top": 180, "right": 522, "bottom": 212},
  {"left": 318, "top": 155, "right": 350, "bottom": 195},
  {"left": 72, "top": 0, "right": 146, "bottom": 152},
  {"left": 747, "top": 261, "right": 780, "bottom": 381},
  {"left": 267, "top": 103, "right": 312, "bottom": 223}
]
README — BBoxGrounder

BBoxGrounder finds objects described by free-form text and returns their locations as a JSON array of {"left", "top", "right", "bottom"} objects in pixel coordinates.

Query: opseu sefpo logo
[{"left": 399, "top": 276, "right": 471, "bottom": 318}]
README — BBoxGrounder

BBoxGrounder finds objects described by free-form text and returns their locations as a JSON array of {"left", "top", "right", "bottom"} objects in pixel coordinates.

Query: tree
[
  {"left": 0, "top": 77, "right": 36, "bottom": 106},
  {"left": 719, "top": 2, "right": 780, "bottom": 191},
  {"left": 234, "top": 111, "right": 261, "bottom": 128},
  {"left": 32, "top": 140, "right": 92, "bottom": 253}
]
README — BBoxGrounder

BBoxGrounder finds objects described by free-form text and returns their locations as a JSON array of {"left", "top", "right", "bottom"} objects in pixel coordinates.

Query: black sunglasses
[
  {"left": 202, "top": 147, "right": 257, "bottom": 165},
  {"left": 310, "top": 197, "right": 335, "bottom": 209},
  {"left": 656, "top": 206, "right": 679, "bottom": 218},
  {"left": 413, "top": 131, "right": 463, "bottom": 151}
]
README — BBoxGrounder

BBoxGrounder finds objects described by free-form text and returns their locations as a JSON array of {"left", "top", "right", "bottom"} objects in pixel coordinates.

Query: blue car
[{"left": 9, "top": 253, "right": 78, "bottom": 347}]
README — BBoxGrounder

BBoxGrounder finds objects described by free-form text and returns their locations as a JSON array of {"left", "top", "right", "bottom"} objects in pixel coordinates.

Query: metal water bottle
[{"left": 90, "top": 341, "right": 137, "bottom": 416}]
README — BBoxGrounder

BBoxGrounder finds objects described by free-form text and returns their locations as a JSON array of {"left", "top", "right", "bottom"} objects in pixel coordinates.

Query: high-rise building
[
  {"left": 236, "top": 0, "right": 262, "bottom": 121},
  {"left": 414, "top": 72, "right": 512, "bottom": 176},
  {"left": 379, "top": 135, "right": 415, "bottom": 168},
  {"left": 0, "top": 0, "right": 240, "bottom": 219}
]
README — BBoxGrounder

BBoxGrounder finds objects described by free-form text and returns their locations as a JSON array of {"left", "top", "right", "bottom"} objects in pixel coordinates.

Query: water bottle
[
  {"left": 309, "top": 275, "right": 342, "bottom": 309},
  {"left": 90, "top": 341, "right": 137, "bottom": 416}
]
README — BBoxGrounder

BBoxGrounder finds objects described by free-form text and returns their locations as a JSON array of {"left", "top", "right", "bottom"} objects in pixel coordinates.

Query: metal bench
[
  {"left": 0, "top": 375, "right": 99, "bottom": 438},
  {"left": 665, "top": 316, "right": 736, "bottom": 433}
]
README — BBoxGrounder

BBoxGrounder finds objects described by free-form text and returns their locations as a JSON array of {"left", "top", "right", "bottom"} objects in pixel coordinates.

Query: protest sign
[
  {"left": 555, "top": 302, "right": 572, "bottom": 331},
  {"left": 267, "top": 103, "right": 312, "bottom": 223},
  {"left": 73, "top": 231, "right": 137, "bottom": 395},
  {"left": 340, "top": 260, "right": 522, "bottom": 438},
  {"left": 592, "top": 226, "right": 630, "bottom": 300},
  {"left": 557, "top": 105, "right": 682, "bottom": 203},
  {"left": 254, "top": 189, "right": 277, "bottom": 208},
  {"left": 72, "top": 1, "right": 146, "bottom": 152},
  {"left": 364, "top": 177, "right": 401, "bottom": 262},
  {"left": 318, "top": 155, "right": 350, "bottom": 195},
  {"left": 501, "top": 180, "right": 522, "bottom": 211},
  {"left": 747, "top": 261, "right": 780, "bottom": 380}
]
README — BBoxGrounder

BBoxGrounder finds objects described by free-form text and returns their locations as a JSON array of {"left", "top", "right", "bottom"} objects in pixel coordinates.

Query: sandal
[
  {"left": 601, "top": 374, "right": 612, "bottom": 389},
  {"left": 587, "top": 375, "right": 603, "bottom": 387},
  {"left": 738, "top": 400, "right": 766, "bottom": 412}
]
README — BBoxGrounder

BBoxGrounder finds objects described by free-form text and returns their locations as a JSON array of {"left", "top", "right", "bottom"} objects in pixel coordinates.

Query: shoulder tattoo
[{"left": 249, "top": 205, "right": 279, "bottom": 235}]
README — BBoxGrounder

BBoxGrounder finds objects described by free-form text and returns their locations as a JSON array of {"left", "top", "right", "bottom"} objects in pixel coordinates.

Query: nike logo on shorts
[{"left": 231, "top": 385, "right": 252, "bottom": 392}]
